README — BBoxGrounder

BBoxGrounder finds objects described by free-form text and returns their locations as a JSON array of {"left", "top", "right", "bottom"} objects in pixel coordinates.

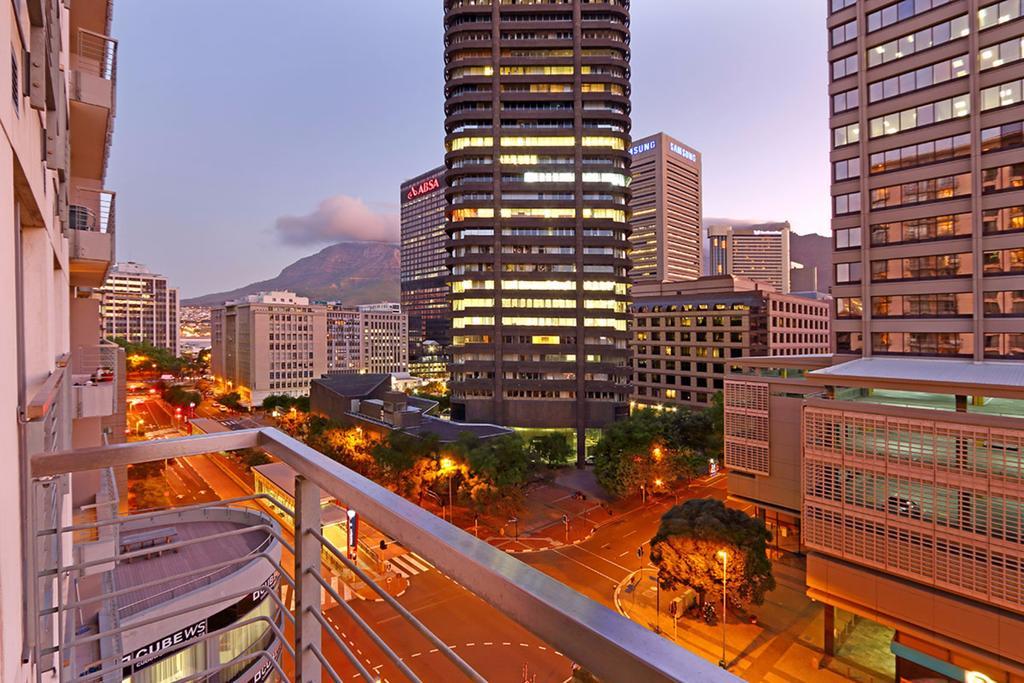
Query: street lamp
[
  {"left": 717, "top": 549, "right": 729, "bottom": 669},
  {"left": 440, "top": 457, "right": 456, "bottom": 522}
]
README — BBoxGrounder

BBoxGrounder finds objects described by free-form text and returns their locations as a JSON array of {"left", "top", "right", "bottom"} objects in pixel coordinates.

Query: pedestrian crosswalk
[{"left": 386, "top": 552, "right": 434, "bottom": 579}]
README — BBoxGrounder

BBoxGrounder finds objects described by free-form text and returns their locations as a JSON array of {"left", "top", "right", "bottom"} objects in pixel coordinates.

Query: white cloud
[{"left": 275, "top": 195, "right": 399, "bottom": 245}]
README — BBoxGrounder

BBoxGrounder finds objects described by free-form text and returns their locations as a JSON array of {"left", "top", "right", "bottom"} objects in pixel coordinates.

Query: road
[
  {"left": 519, "top": 477, "right": 728, "bottom": 608},
  {"left": 166, "top": 441, "right": 567, "bottom": 682}
]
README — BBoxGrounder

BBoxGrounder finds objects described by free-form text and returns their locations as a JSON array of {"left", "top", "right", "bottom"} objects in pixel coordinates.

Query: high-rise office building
[
  {"left": 401, "top": 166, "right": 450, "bottom": 348},
  {"left": 100, "top": 261, "right": 180, "bottom": 355},
  {"left": 211, "top": 291, "right": 328, "bottom": 406},
  {"left": 706, "top": 222, "right": 792, "bottom": 293},
  {"left": 755, "top": 4, "right": 1024, "bottom": 679},
  {"left": 829, "top": 2, "right": 1024, "bottom": 359},
  {"left": 628, "top": 132, "right": 703, "bottom": 283},
  {"left": 443, "top": 0, "right": 632, "bottom": 459},
  {"left": 631, "top": 276, "right": 830, "bottom": 411},
  {"left": 326, "top": 303, "right": 409, "bottom": 375}
]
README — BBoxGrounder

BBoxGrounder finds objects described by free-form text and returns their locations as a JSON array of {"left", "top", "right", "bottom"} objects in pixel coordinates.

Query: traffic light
[{"left": 379, "top": 539, "right": 387, "bottom": 552}]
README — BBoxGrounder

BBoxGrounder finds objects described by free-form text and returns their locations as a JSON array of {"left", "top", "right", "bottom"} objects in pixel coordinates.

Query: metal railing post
[{"left": 294, "top": 475, "right": 322, "bottom": 683}]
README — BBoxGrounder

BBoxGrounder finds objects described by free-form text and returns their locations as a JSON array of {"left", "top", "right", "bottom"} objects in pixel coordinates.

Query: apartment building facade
[
  {"left": 628, "top": 132, "right": 703, "bottom": 284},
  {"left": 443, "top": 0, "right": 633, "bottom": 460},
  {"left": 326, "top": 303, "right": 409, "bottom": 376},
  {"left": 631, "top": 276, "right": 830, "bottom": 411},
  {"left": 211, "top": 291, "right": 328, "bottom": 406},
  {"left": 707, "top": 222, "right": 793, "bottom": 293},
  {"left": 100, "top": 261, "right": 180, "bottom": 354}
]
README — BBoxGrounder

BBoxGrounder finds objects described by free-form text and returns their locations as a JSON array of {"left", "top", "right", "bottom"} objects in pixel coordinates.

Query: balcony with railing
[
  {"left": 70, "top": 29, "right": 117, "bottom": 111},
  {"left": 67, "top": 188, "right": 115, "bottom": 287},
  {"left": 28, "top": 428, "right": 738, "bottom": 683},
  {"left": 70, "top": 342, "right": 122, "bottom": 420}
]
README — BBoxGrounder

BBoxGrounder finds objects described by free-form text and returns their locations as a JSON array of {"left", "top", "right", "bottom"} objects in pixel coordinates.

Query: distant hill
[
  {"left": 184, "top": 241, "right": 400, "bottom": 307},
  {"left": 790, "top": 232, "right": 833, "bottom": 293}
]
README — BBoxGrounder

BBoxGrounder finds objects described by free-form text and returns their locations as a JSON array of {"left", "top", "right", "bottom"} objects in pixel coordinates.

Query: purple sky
[{"left": 108, "top": 1, "right": 829, "bottom": 298}]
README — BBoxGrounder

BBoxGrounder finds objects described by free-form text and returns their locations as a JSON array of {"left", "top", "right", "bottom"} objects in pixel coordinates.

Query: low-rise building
[
  {"left": 631, "top": 276, "right": 830, "bottom": 411},
  {"left": 310, "top": 374, "right": 510, "bottom": 444},
  {"left": 210, "top": 291, "right": 328, "bottom": 406},
  {"left": 325, "top": 303, "right": 408, "bottom": 376}
]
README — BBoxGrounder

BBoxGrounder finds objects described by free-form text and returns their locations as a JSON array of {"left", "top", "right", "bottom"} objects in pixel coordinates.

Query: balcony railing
[
  {"left": 29, "top": 428, "right": 738, "bottom": 683},
  {"left": 68, "top": 189, "right": 116, "bottom": 234},
  {"left": 75, "top": 29, "right": 118, "bottom": 82},
  {"left": 70, "top": 343, "right": 122, "bottom": 420}
]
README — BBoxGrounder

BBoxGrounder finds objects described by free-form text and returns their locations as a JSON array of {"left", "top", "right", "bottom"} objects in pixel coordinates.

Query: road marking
[
  {"left": 572, "top": 544, "right": 633, "bottom": 573},
  {"left": 466, "top": 642, "right": 475, "bottom": 646},
  {"left": 519, "top": 643, "right": 529, "bottom": 647},
  {"left": 618, "top": 550, "right": 629, "bottom": 557},
  {"left": 429, "top": 648, "right": 438, "bottom": 654},
  {"left": 411, "top": 652, "right": 421, "bottom": 658},
  {"left": 550, "top": 548, "right": 619, "bottom": 586},
  {"left": 623, "top": 530, "right": 636, "bottom": 537},
  {"left": 483, "top": 642, "right": 492, "bottom": 646},
  {"left": 502, "top": 642, "right": 511, "bottom": 646}
]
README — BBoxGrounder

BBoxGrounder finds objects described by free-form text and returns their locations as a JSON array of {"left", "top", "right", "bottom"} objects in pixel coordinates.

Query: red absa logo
[{"left": 406, "top": 177, "right": 441, "bottom": 201}]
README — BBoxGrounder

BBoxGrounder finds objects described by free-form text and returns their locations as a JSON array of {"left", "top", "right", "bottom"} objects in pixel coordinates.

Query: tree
[
  {"left": 454, "top": 433, "right": 532, "bottom": 515},
  {"left": 235, "top": 447, "right": 271, "bottom": 470},
  {"left": 529, "top": 432, "right": 574, "bottom": 466},
  {"left": 592, "top": 409, "right": 663, "bottom": 498},
  {"left": 649, "top": 498, "right": 775, "bottom": 609},
  {"left": 162, "top": 384, "right": 201, "bottom": 408},
  {"left": 216, "top": 391, "right": 243, "bottom": 410}
]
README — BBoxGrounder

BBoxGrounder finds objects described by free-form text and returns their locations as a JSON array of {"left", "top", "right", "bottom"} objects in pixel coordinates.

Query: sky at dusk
[{"left": 108, "top": 1, "right": 829, "bottom": 298}]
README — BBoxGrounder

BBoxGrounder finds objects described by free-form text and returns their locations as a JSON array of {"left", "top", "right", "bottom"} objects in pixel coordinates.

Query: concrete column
[
  {"left": 823, "top": 604, "right": 835, "bottom": 656},
  {"left": 294, "top": 475, "right": 322, "bottom": 683}
]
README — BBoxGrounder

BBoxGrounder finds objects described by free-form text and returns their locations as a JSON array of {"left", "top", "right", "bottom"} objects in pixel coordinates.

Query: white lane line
[
  {"left": 502, "top": 642, "right": 511, "bottom": 646},
  {"left": 411, "top": 652, "right": 421, "bottom": 658},
  {"left": 623, "top": 530, "right": 637, "bottom": 537},
  {"left": 550, "top": 548, "right": 619, "bottom": 585},
  {"left": 572, "top": 543, "right": 633, "bottom": 573}
]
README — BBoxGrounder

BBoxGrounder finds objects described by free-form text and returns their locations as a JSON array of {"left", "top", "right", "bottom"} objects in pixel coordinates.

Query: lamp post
[
  {"left": 717, "top": 549, "right": 728, "bottom": 669},
  {"left": 440, "top": 457, "right": 455, "bottom": 522}
]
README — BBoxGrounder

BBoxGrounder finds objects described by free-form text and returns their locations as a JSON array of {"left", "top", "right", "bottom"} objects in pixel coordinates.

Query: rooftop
[
  {"left": 110, "top": 513, "right": 273, "bottom": 620},
  {"left": 807, "top": 357, "right": 1024, "bottom": 399}
]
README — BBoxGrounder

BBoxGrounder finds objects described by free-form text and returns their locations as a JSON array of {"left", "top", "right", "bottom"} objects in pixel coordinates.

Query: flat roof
[
  {"left": 313, "top": 374, "right": 391, "bottom": 399},
  {"left": 112, "top": 520, "right": 270, "bottom": 619},
  {"left": 807, "top": 357, "right": 1024, "bottom": 398}
]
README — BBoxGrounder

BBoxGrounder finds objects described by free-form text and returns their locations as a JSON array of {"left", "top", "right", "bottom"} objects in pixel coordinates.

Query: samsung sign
[
  {"left": 629, "top": 139, "right": 697, "bottom": 163},
  {"left": 670, "top": 142, "right": 698, "bottom": 163}
]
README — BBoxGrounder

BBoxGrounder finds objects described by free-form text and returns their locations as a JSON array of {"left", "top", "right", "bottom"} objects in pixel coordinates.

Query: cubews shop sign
[{"left": 121, "top": 571, "right": 281, "bottom": 675}]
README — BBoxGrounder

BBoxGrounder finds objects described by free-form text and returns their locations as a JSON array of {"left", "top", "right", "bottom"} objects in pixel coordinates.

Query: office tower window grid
[
  {"left": 444, "top": 0, "right": 632, "bottom": 437},
  {"left": 829, "top": 0, "right": 1024, "bottom": 359}
]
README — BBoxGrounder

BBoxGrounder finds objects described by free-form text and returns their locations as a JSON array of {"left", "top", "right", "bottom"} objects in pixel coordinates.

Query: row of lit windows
[
  {"left": 868, "top": 53, "right": 967, "bottom": 104},
  {"left": 866, "top": 14, "right": 969, "bottom": 69},
  {"left": 449, "top": 136, "right": 625, "bottom": 151},
  {"left": 450, "top": 207, "right": 625, "bottom": 221},
  {"left": 869, "top": 172, "right": 971, "bottom": 209},
  {"left": 869, "top": 94, "right": 969, "bottom": 139},
  {"left": 838, "top": 291, "right": 1024, "bottom": 318}
]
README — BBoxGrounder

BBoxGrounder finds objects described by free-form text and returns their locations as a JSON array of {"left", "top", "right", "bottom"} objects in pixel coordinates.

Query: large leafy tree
[{"left": 649, "top": 498, "right": 775, "bottom": 608}]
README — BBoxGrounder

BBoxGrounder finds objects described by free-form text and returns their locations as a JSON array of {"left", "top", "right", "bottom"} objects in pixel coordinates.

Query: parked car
[{"left": 887, "top": 496, "right": 922, "bottom": 519}]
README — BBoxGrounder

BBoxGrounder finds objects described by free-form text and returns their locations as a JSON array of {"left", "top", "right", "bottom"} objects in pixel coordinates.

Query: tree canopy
[
  {"left": 592, "top": 399, "right": 722, "bottom": 498},
  {"left": 262, "top": 394, "right": 310, "bottom": 413},
  {"left": 649, "top": 498, "right": 775, "bottom": 608}
]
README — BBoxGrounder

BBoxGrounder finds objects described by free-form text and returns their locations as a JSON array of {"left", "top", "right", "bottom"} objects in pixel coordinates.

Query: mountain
[
  {"left": 790, "top": 232, "right": 833, "bottom": 293},
  {"left": 184, "top": 241, "right": 400, "bottom": 307}
]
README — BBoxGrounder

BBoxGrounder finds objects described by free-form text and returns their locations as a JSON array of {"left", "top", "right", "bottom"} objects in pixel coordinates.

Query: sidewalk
[{"left": 613, "top": 559, "right": 894, "bottom": 682}]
